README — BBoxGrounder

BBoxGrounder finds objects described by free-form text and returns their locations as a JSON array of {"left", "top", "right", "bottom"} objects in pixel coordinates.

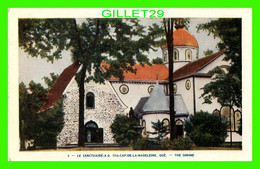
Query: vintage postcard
[{"left": 8, "top": 8, "right": 252, "bottom": 161}]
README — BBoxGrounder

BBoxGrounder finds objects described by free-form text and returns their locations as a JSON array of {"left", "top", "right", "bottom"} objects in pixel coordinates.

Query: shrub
[
  {"left": 149, "top": 120, "right": 169, "bottom": 141},
  {"left": 133, "top": 137, "right": 160, "bottom": 150},
  {"left": 159, "top": 138, "right": 174, "bottom": 150},
  {"left": 133, "top": 137, "right": 192, "bottom": 150},
  {"left": 110, "top": 115, "right": 141, "bottom": 146},
  {"left": 160, "top": 137, "right": 192, "bottom": 150},
  {"left": 172, "top": 137, "right": 193, "bottom": 150},
  {"left": 185, "top": 111, "right": 228, "bottom": 147}
]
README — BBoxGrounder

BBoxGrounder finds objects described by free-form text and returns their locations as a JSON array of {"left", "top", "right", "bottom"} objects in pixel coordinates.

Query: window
[
  {"left": 195, "top": 50, "right": 198, "bottom": 59},
  {"left": 213, "top": 109, "right": 220, "bottom": 117},
  {"left": 174, "top": 49, "right": 179, "bottom": 61},
  {"left": 175, "top": 120, "right": 184, "bottom": 137},
  {"left": 185, "top": 49, "right": 192, "bottom": 61},
  {"left": 234, "top": 110, "right": 242, "bottom": 131},
  {"left": 148, "top": 85, "right": 154, "bottom": 94},
  {"left": 163, "top": 49, "right": 168, "bottom": 62},
  {"left": 142, "top": 120, "right": 146, "bottom": 135},
  {"left": 119, "top": 84, "right": 129, "bottom": 94},
  {"left": 185, "top": 79, "right": 191, "bottom": 90},
  {"left": 220, "top": 106, "right": 235, "bottom": 131},
  {"left": 162, "top": 118, "right": 170, "bottom": 131},
  {"left": 173, "top": 83, "right": 177, "bottom": 94},
  {"left": 86, "top": 92, "right": 95, "bottom": 109}
]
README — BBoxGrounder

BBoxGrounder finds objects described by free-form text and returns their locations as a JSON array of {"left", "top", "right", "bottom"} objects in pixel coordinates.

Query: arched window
[
  {"left": 213, "top": 109, "right": 220, "bottom": 117},
  {"left": 142, "top": 120, "right": 146, "bottom": 135},
  {"left": 174, "top": 49, "right": 179, "bottom": 61},
  {"left": 163, "top": 49, "right": 168, "bottom": 62},
  {"left": 173, "top": 83, "right": 177, "bottom": 94},
  {"left": 162, "top": 118, "right": 170, "bottom": 131},
  {"left": 220, "top": 106, "right": 235, "bottom": 131},
  {"left": 86, "top": 92, "right": 95, "bottom": 109},
  {"left": 195, "top": 50, "right": 198, "bottom": 59},
  {"left": 234, "top": 110, "right": 242, "bottom": 131},
  {"left": 185, "top": 49, "right": 192, "bottom": 61},
  {"left": 85, "top": 120, "right": 98, "bottom": 128}
]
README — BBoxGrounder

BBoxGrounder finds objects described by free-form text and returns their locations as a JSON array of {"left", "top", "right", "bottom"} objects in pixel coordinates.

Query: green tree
[
  {"left": 148, "top": 120, "right": 169, "bottom": 141},
  {"left": 197, "top": 19, "right": 242, "bottom": 146},
  {"left": 203, "top": 49, "right": 214, "bottom": 57},
  {"left": 34, "top": 99, "right": 64, "bottom": 149},
  {"left": 110, "top": 115, "right": 140, "bottom": 146},
  {"left": 185, "top": 111, "right": 228, "bottom": 147},
  {"left": 19, "top": 74, "right": 63, "bottom": 150},
  {"left": 19, "top": 18, "right": 162, "bottom": 147},
  {"left": 152, "top": 57, "right": 163, "bottom": 64},
  {"left": 19, "top": 81, "right": 47, "bottom": 150},
  {"left": 197, "top": 18, "right": 242, "bottom": 108}
]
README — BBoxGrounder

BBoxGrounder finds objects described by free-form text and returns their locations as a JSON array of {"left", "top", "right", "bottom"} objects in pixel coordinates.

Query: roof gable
[
  {"left": 172, "top": 50, "right": 225, "bottom": 80},
  {"left": 38, "top": 61, "right": 81, "bottom": 112}
]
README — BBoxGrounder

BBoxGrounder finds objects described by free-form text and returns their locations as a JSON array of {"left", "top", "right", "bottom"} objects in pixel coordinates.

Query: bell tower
[{"left": 162, "top": 25, "right": 199, "bottom": 72}]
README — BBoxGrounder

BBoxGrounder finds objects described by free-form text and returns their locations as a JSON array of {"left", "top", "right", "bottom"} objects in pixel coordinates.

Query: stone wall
[{"left": 57, "top": 79, "right": 126, "bottom": 147}]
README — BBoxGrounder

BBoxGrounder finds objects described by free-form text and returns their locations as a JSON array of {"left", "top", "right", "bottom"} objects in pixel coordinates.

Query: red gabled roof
[
  {"left": 172, "top": 50, "right": 225, "bottom": 80},
  {"left": 38, "top": 51, "right": 224, "bottom": 112},
  {"left": 38, "top": 61, "right": 81, "bottom": 113},
  {"left": 100, "top": 63, "right": 169, "bottom": 81}
]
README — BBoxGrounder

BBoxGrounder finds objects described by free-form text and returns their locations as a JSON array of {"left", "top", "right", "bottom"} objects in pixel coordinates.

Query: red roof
[
  {"left": 38, "top": 61, "right": 81, "bottom": 112},
  {"left": 100, "top": 63, "right": 169, "bottom": 81},
  {"left": 172, "top": 50, "right": 225, "bottom": 80},
  {"left": 38, "top": 51, "right": 224, "bottom": 112},
  {"left": 162, "top": 28, "right": 198, "bottom": 48}
]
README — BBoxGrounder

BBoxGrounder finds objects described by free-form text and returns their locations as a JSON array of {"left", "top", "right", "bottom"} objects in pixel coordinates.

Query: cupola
[{"left": 161, "top": 25, "right": 199, "bottom": 71}]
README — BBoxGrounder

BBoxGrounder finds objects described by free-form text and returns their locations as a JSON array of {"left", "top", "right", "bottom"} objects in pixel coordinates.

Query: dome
[{"left": 162, "top": 27, "right": 198, "bottom": 48}]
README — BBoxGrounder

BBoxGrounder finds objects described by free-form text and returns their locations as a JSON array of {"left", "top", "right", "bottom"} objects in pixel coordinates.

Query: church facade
[{"left": 39, "top": 26, "right": 242, "bottom": 147}]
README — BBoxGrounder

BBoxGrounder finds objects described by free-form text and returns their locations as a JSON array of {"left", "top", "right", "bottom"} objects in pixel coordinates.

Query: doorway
[
  {"left": 85, "top": 121, "right": 103, "bottom": 143},
  {"left": 175, "top": 120, "right": 184, "bottom": 137}
]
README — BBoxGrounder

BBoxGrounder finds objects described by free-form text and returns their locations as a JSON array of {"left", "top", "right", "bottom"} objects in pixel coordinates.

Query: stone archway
[{"left": 85, "top": 120, "right": 103, "bottom": 143}]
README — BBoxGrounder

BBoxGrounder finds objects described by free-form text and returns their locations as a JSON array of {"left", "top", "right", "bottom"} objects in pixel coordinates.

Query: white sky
[{"left": 19, "top": 18, "right": 221, "bottom": 87}]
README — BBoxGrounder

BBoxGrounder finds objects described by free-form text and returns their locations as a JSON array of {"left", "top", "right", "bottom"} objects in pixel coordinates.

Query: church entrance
[
  {"left": 85, "top": 121, "right": 103, "bottom": 143},
  {"left": 175, "top": 120, "right": 184, "bottom": 137}
]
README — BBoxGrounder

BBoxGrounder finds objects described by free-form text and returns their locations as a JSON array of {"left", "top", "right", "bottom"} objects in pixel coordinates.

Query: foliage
[
  {"left": 19, "top": 18, "right": 165, "bottom": 146},
  {"left": 110, "top": 115, "right": 141, "bottom": 146},
  {"left": 148, "top": 120, "right": 169, "bottom": 141},
  {"left": 201, "top": 67, "right": 241, "bottom": 108},
  {"left": 203, "top": 49, "right": 213, "bottom": 57},
  {"left": 43, "top": 72, "right": 59, "bottom": 89},
  {"left": 152, "top": 57, "right": 163, "bottom": 64},
  {"left": 133, "top": 137, "right": 160, "bottom": 150},
  {"left": 185, "top": 111, "right": 228, "bottom": 147},
  {"left": 19, "top": 74, "right": 63, "bottom": 150},
  {"left": 160, "top": 137, "right": 192, "bottom": 150},
  {"left": 133, "top": 137, "right": 192, "bottom": 150},
  {"left": 197, "top": 18, "right": 242, "bottom": 108},
  {"left": 19, "top": 81, "right": 47, "bottom": 150},
  {"left": 33, "top": 99, "right": 64, "bottom": 149}
]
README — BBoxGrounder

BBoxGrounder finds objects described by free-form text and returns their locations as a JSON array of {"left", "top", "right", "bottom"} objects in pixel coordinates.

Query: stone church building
[{"left": 39, "top": 26, "right": 242, "bottom": 147}]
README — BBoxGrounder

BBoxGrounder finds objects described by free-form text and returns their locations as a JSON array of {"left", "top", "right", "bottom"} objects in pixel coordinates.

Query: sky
[{"left": 19, "top": 18, "right": 221, "bottom": 88}]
